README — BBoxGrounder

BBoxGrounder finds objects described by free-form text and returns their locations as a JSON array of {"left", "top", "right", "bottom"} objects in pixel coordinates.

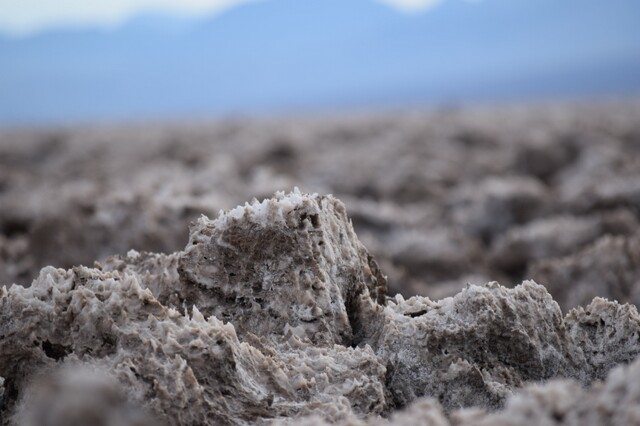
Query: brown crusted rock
[
  {"left": 101, "top": 250, "right": 190, "bottom": 311},
  {"left": 0, "top": 266, "right": 200, "bottom": 422},
  {"left": 2, "top": 190, "right": 640, "bottom": 425},
  {"left": 530, "top": 232, "right": 640, "bottom": 311},
  {"left": 0, "top": 264, "right": 388, "bottom": 425},
  {"left": 371, "top": 281, "right": 568, "bottom": 412},
  {"left": 177, "top": 189, "right": 387, "bottom": 346},
  {"left": 452, "top": 355, "right": 640, "bottom": 426},
  {"left": 293, "top": 351, "right": 640, "bottom": 426},
  {"left": 565, "top": 298, "right": 640, "bottom": 383},
  {"left": 369, "top": 280, "right": 640, "bottom": 413},
  {"left": 291, "top": 354, "right": 640, "bottom": 426}
]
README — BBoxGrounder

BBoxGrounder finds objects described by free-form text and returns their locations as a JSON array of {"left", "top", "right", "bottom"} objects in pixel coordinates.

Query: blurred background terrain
[
  {"left": 1, "top": 102, "right": 639, "bottom": 312},
  {"left": 0, "top": 0, "right": 639, "bottom": 312}
]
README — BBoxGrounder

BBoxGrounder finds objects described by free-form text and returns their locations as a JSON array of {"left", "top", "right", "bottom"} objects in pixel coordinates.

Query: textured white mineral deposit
[{"left": 1, "top": 190, "right": 639, "bottom": 425}]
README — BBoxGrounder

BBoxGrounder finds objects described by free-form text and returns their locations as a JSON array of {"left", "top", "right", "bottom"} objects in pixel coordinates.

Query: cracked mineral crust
[{"left": 1, "top": 190, "right": 640, "bottom": 425}]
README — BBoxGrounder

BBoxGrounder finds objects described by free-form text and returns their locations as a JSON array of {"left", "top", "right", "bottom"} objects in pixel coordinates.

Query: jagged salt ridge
[{"left": 0, "top": 191, "right": 639, "bottom": 425}]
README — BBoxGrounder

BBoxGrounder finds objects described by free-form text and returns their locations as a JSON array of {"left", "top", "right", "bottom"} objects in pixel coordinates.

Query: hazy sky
[{"left": 0, "top": 0, "right": 442, "bottom": 36}]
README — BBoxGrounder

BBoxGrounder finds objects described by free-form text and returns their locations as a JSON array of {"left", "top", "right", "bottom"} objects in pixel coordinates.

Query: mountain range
[{"left": 1, "top": 0, "right": 640, "bottom": 124}]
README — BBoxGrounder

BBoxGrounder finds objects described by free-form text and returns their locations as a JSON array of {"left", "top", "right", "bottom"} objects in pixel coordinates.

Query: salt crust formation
[
  {"left": 2, "top": 103, "right": 640, "bottom": 312},
  {"left": 1, "top": 190, "right": 639, "bottom": 425}
]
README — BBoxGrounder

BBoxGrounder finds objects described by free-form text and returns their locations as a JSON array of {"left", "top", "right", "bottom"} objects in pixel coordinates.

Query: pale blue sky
[
  {"left": 0, "top": 0, "right": 442, "bottom": 36},
  {"left": 2, "top": 0, "right": 636, "bottom": 124}
]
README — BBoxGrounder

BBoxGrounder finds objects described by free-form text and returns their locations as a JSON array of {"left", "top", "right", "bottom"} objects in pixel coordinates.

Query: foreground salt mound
[
  {"left": 1, "top": 190, "right": 639, "bottom": 425},
  {"left": 289, "top": 356, "right": 640, "bottom": 426},
  {"left": 1, "top": 265, "right": 387, "bottom": 425},
  {"left": 179, "top": 190, "right": 386, "bottom": 346},
  {"left": 370, "top": 282, "right": 640, "bottom": 411}
]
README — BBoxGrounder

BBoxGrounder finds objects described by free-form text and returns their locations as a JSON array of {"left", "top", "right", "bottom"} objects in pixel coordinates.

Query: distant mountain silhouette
[{"left": 1, "top": 0, "right": 639, "bottom": 124}]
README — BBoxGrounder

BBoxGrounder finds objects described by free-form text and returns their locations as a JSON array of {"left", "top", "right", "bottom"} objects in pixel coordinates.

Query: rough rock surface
[
  {"left": 293, "top": 355, "right": 640, "bottom": 425},
  {"left": 177, "top": 191, "right": 386, "bottom": 346},
  {"left": 370, "top": 283, "right": 640, "bottom": 412},
  {"left": 1, "top": 190, "right": 640, "bottom": 425}
]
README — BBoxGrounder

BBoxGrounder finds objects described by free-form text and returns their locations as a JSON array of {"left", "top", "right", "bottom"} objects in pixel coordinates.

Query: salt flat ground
[{"left": 1, "top": 101, "right": 639, "bottom": 311}]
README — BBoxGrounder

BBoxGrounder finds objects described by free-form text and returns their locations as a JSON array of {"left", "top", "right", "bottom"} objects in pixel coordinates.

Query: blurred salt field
[{"left": 1, "top": 102, "right": 639, "bottom": 311}]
